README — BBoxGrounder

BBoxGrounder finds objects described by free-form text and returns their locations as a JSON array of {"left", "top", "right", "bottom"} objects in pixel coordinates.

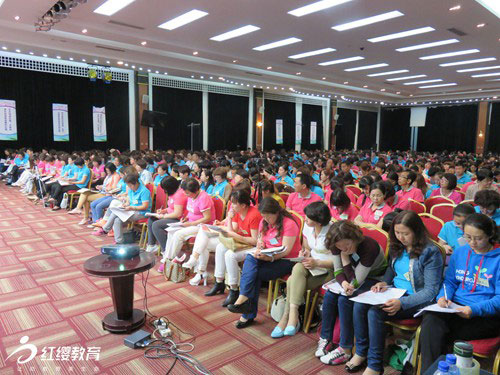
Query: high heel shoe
[
  {"left": 189, "top": 271, "right": 208, "bottom": 286},
  {"left": 227, "top": 299, "right": 252, "bottom": 314},
  {"left": 182, "top": 256, "right": 198, "bottom": 270},
  {"left": 222, "top": 289, "right": 239, "bottom": 307},
  {"left": 205, "top": 282, "right": 225, "bottom": 296}
]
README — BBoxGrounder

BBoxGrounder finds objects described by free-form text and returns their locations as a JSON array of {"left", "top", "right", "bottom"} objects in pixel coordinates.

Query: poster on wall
[
  {"left": 52, "top": 103, "right": 69, "bottom": 142},
  {"left": 0, "top": 99, "right": 17, "bottom": 141},
  {"left": 276, "top": 119, "right": 283, "bottom": 144},
  {"left": 93, "top": 106, "right": 107, "bottom": 142},
  {"left": 295, "top": 121, "right": 302, "bottom": 145},
  {"left": 310, "top": 121, "right": 317, "bottom": 145}
]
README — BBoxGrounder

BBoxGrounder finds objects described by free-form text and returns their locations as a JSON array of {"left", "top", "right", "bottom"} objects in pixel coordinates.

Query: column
[
  {"left": 138, "top": 74, "right": 149, "bottom": 150},
  {"left": 202, "top": 87, "right": 209, "bottom": 151},
  {"left": 255, "top": 89, "right": 264, "bottom": 151},
  {"left": 476, "top": 101, "right": 489, "bottom": 154}
]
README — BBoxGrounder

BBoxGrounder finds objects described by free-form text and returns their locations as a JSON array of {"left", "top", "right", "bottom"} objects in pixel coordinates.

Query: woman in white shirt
[{"left": 272, "top": 201, "right": 334, "bottom": 338}]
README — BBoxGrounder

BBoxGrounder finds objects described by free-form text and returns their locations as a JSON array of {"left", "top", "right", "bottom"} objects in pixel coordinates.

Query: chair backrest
[
  {"left": 359, "top": 224, "right": 389, "bottom": 259},
  {"left": 155, "top": 185, "right": 167, "bottom": 210},
  {"left": 461, "top": 199, "right": 476, "bottom": 206},
  {"left": 430, "top": 203, "right": 455, "bottom": 223},
  {"left": 456, "top": 190, "right": 466, "bottom": 200},
  {"left": 346, "top": 184, "right": 362, "bottom": 197},
  {"left": 279, "top": 192, "right": 290, "bottom": 204},
  {"left": 460, "top": 181, "right": 475, "bottom": 193},
  {"left": 408, "top": 199, "right": 426, "bottom": 214},
  {"left": 424, "top": 195, "right": 454, "bottom": 212},
  {"left": 431, "top": 239, "right": 447, "bottom": 264},
  {"left": 212, "top": 196, "right": 226, "bottom": 221},
  {"left": 287, "top": 210, "right": 305, "bottom": 242},
  {"left": 419, "top": 213, "right": 444, "bottom": 241},
  {"left": 86, "top": 170, "right": 94, "bottom": 189}
]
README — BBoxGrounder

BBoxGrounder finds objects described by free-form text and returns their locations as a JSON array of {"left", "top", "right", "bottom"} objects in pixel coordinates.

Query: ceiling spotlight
[
  {"left": 322, "top": 77, "right": 326, "bottom": 80},
  {"left": 267, "top": 66, "right": 272, "bottom": 70},
  {"left": 449, "top": 5, "right": 461, "bottom": 10},
  {"left": 43, "top": 53, "right": 48, "bottom": 57},
  {"left": 82, "top": 28, "right": 88, "bottom": 33},
  {"left": 15, "top": 49, "right": 21, "bottom": 53},
  {"left": 56, "top": 55, "right": 61, "bottom": 59},
  {"left": 193, "top": 51, "right": 198, "bottom": 55},
  {"left": 141, "top": 41, "right": 147, "bottom": 46},
  {"left": 344, "top": 81, "right": 348, "bottom": 84},
  {"left": 363, "top": 85, "right": 368, "bottom": 88},
  {"left": 29, "top": 51, "right": 34, "bottom": 55},
  {"left": 14, "top": 16, "right": 20, "bottom": 21},
  {"left": 69, "top": 57, "right": 74, "bottom": 60},
  {"left": 232, "top": 60, "right": 238, "bottom": 63},
  {"left": 94, "top": 59, "right": 98, "bottom": 63},
  {"left": 117, "top": 61, "right": 124, "bottom": 65},
  {"left": 476, "top": 23, "right": 485, "bottom": 28},
  {"left": 1, "top": 46, "right": 7, "bottom": 50}
]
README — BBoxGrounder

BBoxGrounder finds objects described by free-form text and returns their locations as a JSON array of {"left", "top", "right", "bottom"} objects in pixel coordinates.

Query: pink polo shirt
[
  {"left": 359, "top": 202, "right": 393, "bottom": 224},
  {"left": 330, "top": 204, "right": 359, "bottom": 221},
  {"left": 389, "top": 195, "right": 410, "bottom": 211},
  {"left": 259, "top": 216, "right": 301, "bottom": 258},
  {"left": 186, "top": 190, "right": 215, "bottom": 223},
  {"left": 167, "top": 188, "right": 188, "bottom": 215},
  {"left": 356, "top": 194, "right": 371, "bottom": 208},
  {"left": 396, "top": 187, "right": 424, "bottom": 203},
  {"left": 286, "top": 191, "right": 322, "bottom": 217},
  {"left": 430, "top": 188, "right": 463, "bottom": 205}
]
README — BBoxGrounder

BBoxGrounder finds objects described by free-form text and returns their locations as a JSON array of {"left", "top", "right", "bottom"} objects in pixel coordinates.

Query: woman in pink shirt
[
  {"left": 329, "top": 189, "right": 359, "bottom": 221},
  {"left": 354, "top": 182, "right": 393, "bottom": 226},
  {"left": 91, "top": 157, "right": 106, "bottom": 187},
  {"left": 396, "top": 170, "right": 424, "bottom": 203},
  {"left": 356, "top": 176, "right": 374, "bottom": 208},
  {"left": 226, "top": 197, "right": 301, "bottom": 329},
  {"left": 430, "top": 173, "right": 463, "bottom": 204}
]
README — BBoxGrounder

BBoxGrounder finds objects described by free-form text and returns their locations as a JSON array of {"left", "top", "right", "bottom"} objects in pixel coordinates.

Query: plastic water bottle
[
  {"left": 446, "top": 354, "right": 460, "bottom": 375},
  {"left": 433, "top": 361, "right": 450, "bottom": 375}
]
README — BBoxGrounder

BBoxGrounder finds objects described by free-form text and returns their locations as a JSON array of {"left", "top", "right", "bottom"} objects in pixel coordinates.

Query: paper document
[
  {"left": 145, "top": 212, "right": 162, "bottom": 219},
  {"left": 349, "top": 288, "right": 406, "bottom": 305},
  {"left": 287, "top": 256, "right": 305, "bottom": 263},
  {"left": 110, "top": 207, "right": 135, "bottom": 222},
  {"left": 249, "top": 246, "right": 286, "bottom": 256},
  {"left": 202, "top": 224, "right": 226, "bottom": 233},
  {"left": 413, "top": 302, "right": 461, "bottom": 317},
  {"left": 41, "top": 176, "right": 52, "bottom": 182},
  {"left": 165, "top": 222, "right": 184, "bottom": 233},
  {"left": 309, "top": 267, "right": 329, "bottom": 276},
  {"left": 322, "top": 280, "right": 347, "bottom": 296},
  {"left": 58, "top": 180, "right": 71, "bottom": 186}
]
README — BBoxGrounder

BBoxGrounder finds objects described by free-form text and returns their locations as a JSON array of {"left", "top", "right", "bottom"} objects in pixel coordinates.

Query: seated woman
[
  {"left": 93, "top": 173, "right": 151, "bottom": 244},
  {"left": 329, "top": 189, "right": 359, "bottom": 221},
  {"left": 315, "top": 220, "right": 386, "bottom": 365},
  {"left": 275, "top": 163, "right": 294, "bottom": 187},
  {"left": 256, "top": 179, "right": 285, "bottom": 208},
  {"left": 212, "top": 167, "right": 232, "bottom": 201},
  {"left": 226, "top": 197, "right": 301, "bottom": 329},
  {"left": 354, "top": 182, "right": 393, "bottom": 226},
  {"left": 68, "top": 162, "right": 120, "bottom": 225},
  {"left": 145, "top": 176, "right": 187, "bottom": 254},
  {"left": 162, "top": 178, "right": 216, "bottom": 261},
  {"left": 474, "top": 189, "right": 500, "bottom": 225},
  {"left": 185, "top": 189, "right": 261, "bottom": 292},
  {"left": 429, "top": 172, "right": 463, "bottom": 204},
  {"left": 49, "top": 157, "right": 91, "bottom": 211},
  {"left": 438, "top": 203, "right": 475, "bottom": 257},
  {"left": 274, "top": 202, "right": 334, "bottom": 338},
  {"left": 352, "top": 211, "right": 443, "bottom": 375},
  {"left": 199, "top": 169, "right": 215, "bottom": 195},
  {"left": 153, "top": 164, "right": 168, "bottom": 187},
  {"left": 90, "top": 157, "right": 106, "bottom": 187},
  {"left": 384, "top": 181, "right": 410, "bottom": 211},
  {"left": 262, "top": 166, "right": 277, "bottom": 183},
  {"left": 465, "top": 168, "right": 497, "bottom": 200},
  {"left": 419, "top": 213, "right": 500, "bottom": 373},
  {"left": 356, "top": 176, "right": 374, "bottom": 208}
]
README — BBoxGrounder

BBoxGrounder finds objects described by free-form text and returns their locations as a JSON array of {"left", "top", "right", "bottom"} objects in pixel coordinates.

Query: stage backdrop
[
  {"left": 486, "top": 102, "right": 500, "bottom": 154},
  {"left": 335, "top": 108, "right": 356, "bottom": 150},
  {"left": 208, "top": 93, "right": 248, "bottom": 151},
  {"left": 263, "top": 99, "right": 295, "bottom": 150},
  {"left": 0, "top": 66, "right": 129, "bottom": 152},
  {"left": 301, "top": 104, "right": 324, "bottom": 150},
  {"left": 380, "top": 108, "right": 412, "bottom": 151},
  {"left": 357, "top": 110, "right": 377, "bottom": 150},
  {"left": 152, "top": 86, "right": 203, "bottom": 150}
]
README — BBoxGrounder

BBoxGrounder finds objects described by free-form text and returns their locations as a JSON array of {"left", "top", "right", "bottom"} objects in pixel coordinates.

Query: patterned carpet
[{"left": 0, "top": 184, "right": 401, "bottom": 375}]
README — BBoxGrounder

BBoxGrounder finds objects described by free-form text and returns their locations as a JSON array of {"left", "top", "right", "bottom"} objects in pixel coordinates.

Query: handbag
[
  {"left": 270, "top": 294, "right": 287, "bottom": 322},
  {"left": 163, "top": 259, "right": 187, "bottom": 283},
  {"left": 218, "top": 233, "right": 252, "bottom": 251},
  {"left": 60, "top": 193, "right": 69, "bottom": 209}
]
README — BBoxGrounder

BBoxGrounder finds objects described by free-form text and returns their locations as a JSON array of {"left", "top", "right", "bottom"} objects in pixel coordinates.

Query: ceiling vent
[
  {"left": 447, "top": 27, "right": 467, "bottom": 36},
  {"left": 286, "top": 60, "right": 306, "bottom": 66},
  {"left": 108, "top": 20, "right": 145, "bottom": 30},
  {"left": 245, "top": 71, "right": 262, "bottom": 76},
  {"left": 95, "top": 45, "right": 126, "bottom": 53}
]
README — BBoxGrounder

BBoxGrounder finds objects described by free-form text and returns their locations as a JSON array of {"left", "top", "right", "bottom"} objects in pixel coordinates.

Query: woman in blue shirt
[
  {"left": 212, "top": 167, "right": 232, "bottom": 201},
  {"left": 349, "top": 211, "right": 443, "bottom": 375},
  {"left": 153, "top": 164, "right": 168, "bottom": 187},
  {"left": 275, "top": 164, "right": 294, "bottom": 187},
  {"left": 200, "top": 169, "right": 215, "bottom": 195}
]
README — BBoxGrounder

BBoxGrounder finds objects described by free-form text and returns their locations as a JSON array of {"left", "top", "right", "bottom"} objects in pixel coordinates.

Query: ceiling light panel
[
  {"left": 288, "top": 47, "right": 336, "bottom": 59},
  {"left": 439, "top": 57, "right": 496, "bottom": 66},
  {"left": 158, "top": 10, "right": 209, "bottom": 30},
  {"left": 386, "top": 74, "right": 427, "bottom": 81},
  {"left": 210, "top": 25, "right": 260, "bottom": 41},
  {"left": 368, "top": 27, "right": 434, "bottom": 43},
  {"left": 288, "top": 0, "right": 353, "bottom": 17},
  {"left": 456, "top": 65, "right": 500, "bottom": 72},
  {"left": 94, "top": 0, "right": 136, "bottom": 16},
  {"left": 253, "top": 37, "right": 301, "bottom": 51},
  {"left": 475, "top": 0, "right": 500, "bottom": 18},
  {"left": 344, "top": 63, "right": 389, "bottom": 71},
  {"left": 367, "top": 69, "right": 409, "bottom": 77},
  {"left": 419, "top": 83, "right": 457, "bottom": 88},
  {"left": 471, "top": 72, "right": 500, "bottom": 77},
  {"left": 396, "top": 39, "right": 459, "bottom": 52},
  {"left": 332, "top": 10, "right": 404, "bottom": 31},
  {"left": 404, "top": 79, "right": 443, "bottom": 85},
  {"left": 319, "top": 56, "right": 364, "bottom": 66},
  {"left": 419, "top": 49, "right": 480, "bottom": 60}
]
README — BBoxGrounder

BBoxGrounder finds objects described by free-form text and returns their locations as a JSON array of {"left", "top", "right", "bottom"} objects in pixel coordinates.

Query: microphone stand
[{"left": 187, "top": 123, "right": 201, "bottom": 151}]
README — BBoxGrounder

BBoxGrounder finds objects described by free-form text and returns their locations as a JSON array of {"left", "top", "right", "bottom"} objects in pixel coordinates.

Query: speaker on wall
[{"left": 142, "top": 94, "right": 149, "bottom": 105}]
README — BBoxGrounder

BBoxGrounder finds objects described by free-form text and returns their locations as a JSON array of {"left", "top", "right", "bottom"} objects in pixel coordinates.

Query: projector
[{"left": 101, "top": 244, "right": 141, "bottom": 259}]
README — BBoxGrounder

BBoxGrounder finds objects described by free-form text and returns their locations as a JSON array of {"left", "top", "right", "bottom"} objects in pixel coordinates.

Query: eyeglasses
[{"left": 463, "top": 234, "right": 486, "bottom": 243}]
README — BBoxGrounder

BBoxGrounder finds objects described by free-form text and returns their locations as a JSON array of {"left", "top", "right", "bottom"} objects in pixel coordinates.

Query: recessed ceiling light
[
  {"left": 404, "top": 79, "right": 443, "bottom": 85},
  {"left": 344, "top": 81, "right": 349, "bottom": 84},
  {"left": 420, "top": 49, "right": 480, "bottom": 60},
  {"left": 56, "top": 55, "right": 61, "bottom": 59},
  {"left": 396, "top": 91, "right": 401, "bottom": 94},
  {"left": 477, "top": 23, "right": 486, "bottom": 28},
  {"left": 156, "top": 70, "right": 159, "bottom": 74},
  {"left": 475, "top": 0, "right": 500, "bottom": 18},
  {"left": 322, "top": 77, "right": 326, "bottom": 80},
  {"left": 164, "top": 72, "right": 168, "bottom": 75},
  {"left": 253, "top": 37, "right": 302, "bottom": 51},
  {"left": 14, "top": 16, "right": 20, "bottom": 21},
  {"left": 332, "top": 10, "right": 404, "bottom": 31},
  {"left": 94, "top": 60, "right": 99, "bottom": 63},
  {"left": 471, "top": 72, "right": 500, "bottom": 77},
  {"left": 191, "top": 75, "right": 194, "bottom": 78},
  {"left": 193, "top": 51, "right": 199, "bottom": 55},
  {"left": 319, "top": 56, "right": 364, "bottom": 66},
  {"left": 440, "top": 57, "right": 496, "bottom": 66},
  {"left": 43, "top": 54, "right": 48, "bottom": 57},
  {"left": 117, "top": 61, "right": 124, "bottom": 65},
  {"left": 232, "top": 60, "right": 238, "bottom": 63},
  {"left": 457, "top": 65, "right": 500, "bottom": 72},
  {"left": 82, "top": 59, "right": 86, "bottom": 62},
  {"left": 125, "top": 63, "right": 128, "bottom": 66},
  {"left": 449, "top": 5, "right": 461, "bottom": 11},
  {"left": 296, "top": 72, "right": 301, "bottom": 75},
  {"left": 419, "top": 83, "right": 457, "bottom": 88},
  {"left": 69, "top": 57, "right": 74, "bottom": 61},
  {"left": 345, "top": 63, "right": 389, "bottom": 72},
  {"left": 396, "top": 39, "right": 459, "bottom": 52},
  {"left": 367, "top": 69, "right": 409, "bottom": 77},
  {"left": 106, "top": 60, "right": 110, "bottom": 64},
  {"left": 132, "top": 65, "right": 136, "bottom": 68},
  {"left": 141, "top": 41, "right": 147, "bottom": 46},
  {"left": 94, "top": 0, "right": 136, "bottom": 16},
  {"left": 288, "top": 0, "right": 353, "bottom": 17},
  {"left": 158, "top": 9, "right": 209, "bottom": 30},
  {"left": 267, "top": 66, "right": 272, "bottom": 70},
  {"left": 363, "top": 85, "right": 368, "bottom": 88},
  {"left": 139, "top": 67, "right": 143, "bottom": 70},
  {"left": 380, "top": 88, "right": 386, "bottom": 91},
  {"left": 29, "top": 51, "right": 34, "bottom": 55},
  {"left": 368, "top": 27, "right": 434, "bottom": 43},
  {"left": 478, "top": 88, "right": 482, "bottom": 90},
  {"left": 1, "top": 46, "right": 7, "bottom": 50},
  {"left": 210, "top": 25, "right": 260, "bottom": 41},
  {"left": 288, "top": 47, "right": 336, "bottom": 59},
  {"left": 82, "top": 29, "right": 88, "bottom": 33},
  {"left": 147, "top": 69, "right": 151, "bottom": 72}
]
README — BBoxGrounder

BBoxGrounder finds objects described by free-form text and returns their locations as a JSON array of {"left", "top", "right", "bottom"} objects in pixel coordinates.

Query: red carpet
[{"left": 0, "top": 184, "right": 400, "bottom": 375}]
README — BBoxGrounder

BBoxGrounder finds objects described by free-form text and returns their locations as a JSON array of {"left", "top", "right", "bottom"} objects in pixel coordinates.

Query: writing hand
[
  {"left": 302, "top": 257, "right": 316, "bottom": 270},
  {"left": 371, "top": 282, "right": 388, "bottom": 293},
  {"left": 341, "top": 281, "right": 355, "bottom": 296},
  {"left": 437, "top": 296, "right": 451, "bottom": 308}
]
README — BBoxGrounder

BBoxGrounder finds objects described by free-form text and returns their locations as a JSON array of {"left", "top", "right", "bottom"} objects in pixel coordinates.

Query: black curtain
[
  {"left": 301, "top": 104, "right": 323, "bottom": 150},
  {"left": 335, "top": 108, "right": 356, "bottom": 150},
  {"left": 0, "top": 67, "right": 129, "bottom": 152},
  {"left": 357, "top": 111, "right": 378, "bottom": 150},
  {"left": 263, "top": 99, "right": 295, "bottom": 150},
  {"left": 486, "top": 102, "right": 500, "bottom": 154},
  {"left": 417, "top": 105, "right": 477, "bottom": 152},
  {"left": 380, "top": 108, "right": 411, "bottom": 151},
  {"left": 152, "top": 86, "right": 202, "bottom": 150},
  {"left": 208, "top": 93, "right": 248, "bottom": 151}
]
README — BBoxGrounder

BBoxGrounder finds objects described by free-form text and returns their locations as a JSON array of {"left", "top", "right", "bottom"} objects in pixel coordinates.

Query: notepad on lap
[
  {"left": 322, "top": 280, "right": 347, "bottom": 295},
  {"left": 349, "top": 288, "right": 406, "bottom": 305},
  {"left": 413, "top": 302, "right": 461, "bottom": 317}
]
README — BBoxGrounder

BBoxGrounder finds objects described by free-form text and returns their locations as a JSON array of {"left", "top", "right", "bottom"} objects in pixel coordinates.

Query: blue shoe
[
  {"left": 271, "top": 326, "right": 284, "bottom": 338},
  {"left": 284, "top": 321, "right": 301, "bottom": 336}
]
